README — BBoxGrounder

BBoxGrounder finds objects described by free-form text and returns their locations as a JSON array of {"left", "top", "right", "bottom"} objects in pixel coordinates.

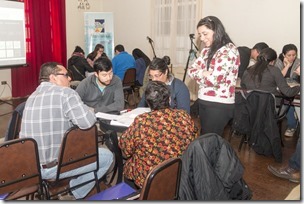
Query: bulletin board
[{"left": 84, "top": 12, "right": 114, "bottom": 60}]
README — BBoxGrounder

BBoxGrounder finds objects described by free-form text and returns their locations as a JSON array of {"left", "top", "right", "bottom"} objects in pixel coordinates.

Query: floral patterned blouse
[
  {"left": 188, "top": 43, "right": 240, "bottom": 104},
  {"left": 118, "top": 108, "right": 197, "bottom": 188}
]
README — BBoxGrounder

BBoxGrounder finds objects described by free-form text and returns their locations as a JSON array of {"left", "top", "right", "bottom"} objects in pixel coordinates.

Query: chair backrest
[
  {"left": 0, "top": 138, "right": 43, "bottom": 199},
  {"left": 55, "top": 125, "right": 99, "bottom": 180},
  {"left": 5, "top": 101, "right": 26, "bottom": 141},
  {"left": 139, "top": 157, "right": 182, "bottom": 200},
  {"left": 122, "top": 68, "right": 136, "bottom": 87}
]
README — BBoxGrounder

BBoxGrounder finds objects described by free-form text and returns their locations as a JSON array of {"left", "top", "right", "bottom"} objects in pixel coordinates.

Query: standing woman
[{"left": 187, "top": 16, "right": 240, "bottom": 136}]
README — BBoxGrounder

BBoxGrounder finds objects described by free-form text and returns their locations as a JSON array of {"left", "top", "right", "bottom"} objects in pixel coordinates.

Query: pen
[{"left": 120, "top": 109, "right": 131, "bottom": 114}]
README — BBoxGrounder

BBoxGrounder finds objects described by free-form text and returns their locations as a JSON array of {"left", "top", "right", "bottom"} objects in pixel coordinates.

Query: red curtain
[{"left": 11, "top": 0, "right": 66, "bottom": 98}]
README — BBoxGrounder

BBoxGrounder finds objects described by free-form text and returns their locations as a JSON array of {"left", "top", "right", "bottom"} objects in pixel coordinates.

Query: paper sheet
[{"left": 96, "top": 107, "right": 151, "bottom": 127}]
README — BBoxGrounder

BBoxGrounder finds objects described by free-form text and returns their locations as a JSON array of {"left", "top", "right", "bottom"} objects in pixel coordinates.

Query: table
[{"left": 96, "top": 108, "right": 151, "bottom": 184}]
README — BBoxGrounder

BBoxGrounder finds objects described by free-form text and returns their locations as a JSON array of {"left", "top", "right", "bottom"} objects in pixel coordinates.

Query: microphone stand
[
  {"left": 183, "top": 35, "right": 198, "bottom": 82},
  {"left": 148, "top": 38, "right": 157, "bottom": 59}
]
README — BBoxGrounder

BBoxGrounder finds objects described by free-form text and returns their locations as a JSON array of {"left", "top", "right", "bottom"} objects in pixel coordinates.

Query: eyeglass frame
[
  {"left": 148, "top": 72, "right": 164, "bottom": 80},
  {"left": 54, "top": 73, "right": 70, "bottom": 78}
]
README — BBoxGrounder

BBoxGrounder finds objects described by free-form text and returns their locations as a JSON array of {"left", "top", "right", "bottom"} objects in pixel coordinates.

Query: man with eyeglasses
[
  {"left": 19, "top": 62, "right": 114, "bottom": 199},
  {"left": 76, "top": 57, "right": 124, "bottom": 113}
]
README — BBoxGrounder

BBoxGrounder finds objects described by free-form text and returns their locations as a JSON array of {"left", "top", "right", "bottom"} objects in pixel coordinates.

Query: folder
[{"left": 87, "top": 182, "right": 139, "bottom": 200}]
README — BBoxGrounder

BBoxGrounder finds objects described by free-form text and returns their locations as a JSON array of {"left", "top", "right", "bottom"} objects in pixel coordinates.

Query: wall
[
  {"left": 0, "top": 0, "right": 300, "bottom": 100},
  {"left": 201, "top": 0, "right": 300, "bottom": 54},
  {"left": 0, "top": 68, "right": 12, "bottom": 100}
]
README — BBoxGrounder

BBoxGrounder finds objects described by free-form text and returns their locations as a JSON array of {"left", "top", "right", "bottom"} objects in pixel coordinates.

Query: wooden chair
[
  {"left": 87, "top": 157, "right": 182, "bottom": 200},
  {"left": 43, "top": 125, "right": 102, "bottom": 200},
  {"left": 139, "top": 157, "right": 182, "bottom": 200},
  {"left": 0, "top": 138, "right": 44, "bottom": 200},
  {"left": 122, "top": 68, "right": 138, "bottom": 107}
]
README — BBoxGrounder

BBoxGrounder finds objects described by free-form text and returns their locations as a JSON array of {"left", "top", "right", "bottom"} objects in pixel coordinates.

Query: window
[{"left": 152, "top": 0, "right": 201, "bottom": 67}]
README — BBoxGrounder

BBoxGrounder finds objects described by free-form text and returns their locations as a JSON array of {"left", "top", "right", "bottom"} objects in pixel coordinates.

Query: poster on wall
[{"left": 84, "top": 12, "right": 114, "bottom": 60}]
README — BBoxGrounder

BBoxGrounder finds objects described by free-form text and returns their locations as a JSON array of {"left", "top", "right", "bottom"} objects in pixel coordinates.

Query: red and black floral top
[
  {"left": 188, "top": 43, "right": 240, "bottom": 104},
  {"left": 118, "top": 108, "right": 197, "bottom": 188}
]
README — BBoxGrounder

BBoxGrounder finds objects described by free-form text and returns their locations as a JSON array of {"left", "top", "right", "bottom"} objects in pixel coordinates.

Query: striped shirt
[{"left": 19, "top": 82, "right": 96, "bottom": 165}]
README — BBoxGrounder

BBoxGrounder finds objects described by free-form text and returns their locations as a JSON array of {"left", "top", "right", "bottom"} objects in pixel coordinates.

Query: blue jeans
[
  {"left": 286, "top": 106, "right": 297, "bottom": 129},
  {"left": 41, "top": 148, "right": 113, "bottom": 199},
  {"left": 289, "top": 138, "right": 301, "bottom": 170}
]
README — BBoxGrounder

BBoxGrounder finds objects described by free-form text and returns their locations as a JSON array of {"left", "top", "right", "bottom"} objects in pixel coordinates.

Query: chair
[
  {"left": 179, "top": 133, "right": 252, "bottom": 200},
  {"left": 122, "top": 68, "right": 138, "bottom": 107},
  {"left": 4, "top": 101, "right": 25, "bottom": 141},
  {"left": 230, "top": 90, "right": 283, "bottom": 162},
  {"left": 0, "top": 138, "right": 44, "bottom": 200},
  {"left": 43, "top": 125, "right": 102, "bottom": 200},
  {"left": 87, "top": 157, "right": 182, "bottom": 200}
]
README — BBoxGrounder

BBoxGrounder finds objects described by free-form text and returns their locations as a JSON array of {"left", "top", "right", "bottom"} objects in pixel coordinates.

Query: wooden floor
[{"left": 0, "top": 97, "right": 300, "bottom": 200}]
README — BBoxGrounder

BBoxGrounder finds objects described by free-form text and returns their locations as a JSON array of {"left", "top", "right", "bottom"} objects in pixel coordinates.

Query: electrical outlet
[{"left": 1, "top": 81, "right": 7, "bottom": 85}]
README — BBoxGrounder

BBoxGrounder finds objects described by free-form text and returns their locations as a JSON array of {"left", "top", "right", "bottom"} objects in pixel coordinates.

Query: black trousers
[{"left": 198, "top": 99, "right": 234, "bottom": 136}]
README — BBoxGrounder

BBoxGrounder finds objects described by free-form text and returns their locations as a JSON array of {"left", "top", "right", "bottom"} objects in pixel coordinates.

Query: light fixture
[{"left": 78, "top": 0, "right": 90, "bottom": 10}]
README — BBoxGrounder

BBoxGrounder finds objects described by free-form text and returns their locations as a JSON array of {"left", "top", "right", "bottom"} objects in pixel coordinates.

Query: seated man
[
  {"left": 19, "top": 62, "right": 113, "bottom": 200},
  {"left": 119, "top": 81, "right": 197, "bottom": 189},
  {"left": 76, "top": 57, "right": 124, "bottom": 113},
  {"left": 112, "top": 44, "right": 136, "bottom": 80}
]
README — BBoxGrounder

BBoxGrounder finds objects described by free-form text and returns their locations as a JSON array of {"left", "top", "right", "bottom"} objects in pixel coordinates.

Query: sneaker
[
  {"left": 285, "top": 128, "right": 296, "bottom": 137},
  {"left": 267, "top": 165, "right": 300, "bottom": 183},
  {"left": 58, "top": 191, "right": 76, "bottom": 200}
]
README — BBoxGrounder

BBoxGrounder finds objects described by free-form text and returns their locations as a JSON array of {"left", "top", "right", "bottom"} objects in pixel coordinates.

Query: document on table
[{"left": 96, "top": 107, "right": 151, "bottom": 127}]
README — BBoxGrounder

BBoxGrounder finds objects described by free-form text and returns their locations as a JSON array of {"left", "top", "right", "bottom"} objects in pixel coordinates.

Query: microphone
[
  {"left": 147, "top": 36, "right": 153, "bottom": 43},
  {"left": 189, "top": 34, "right": 195, "bottom": 39}
]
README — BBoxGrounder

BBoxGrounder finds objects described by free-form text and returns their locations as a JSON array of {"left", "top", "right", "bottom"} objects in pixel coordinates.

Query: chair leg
[{"left": 238, "top": 134, "right": 246, "bottom": 152}]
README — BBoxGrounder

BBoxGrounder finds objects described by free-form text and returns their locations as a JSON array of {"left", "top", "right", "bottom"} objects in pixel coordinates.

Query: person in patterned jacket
[
  {"left": 187, "top": 16, "right": 240, "bottom": 136},
  {"left": 119, "top": 81, "right": 197, "bottom": 189}
]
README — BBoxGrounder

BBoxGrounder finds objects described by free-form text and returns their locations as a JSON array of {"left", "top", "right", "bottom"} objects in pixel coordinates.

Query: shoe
[
  {"left": 267, "top": 165, "right": 300, "bottom": 183},
  {"left": 58, "top": 191, "right": 76, "bottom": 200},
  {"left": 285, "top": 128, "right": 296, "bottom": 137}
]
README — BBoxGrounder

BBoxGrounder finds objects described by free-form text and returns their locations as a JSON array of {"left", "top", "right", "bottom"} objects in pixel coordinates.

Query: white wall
[
  {"left": 0, "top": 0, "right": 300, "bottom": 99},
  {"left": 99, "top": 0, "right": 152, "bottom": 58},
  {"left": 202, "top": 0, "right": 300, "bottom": 55}
]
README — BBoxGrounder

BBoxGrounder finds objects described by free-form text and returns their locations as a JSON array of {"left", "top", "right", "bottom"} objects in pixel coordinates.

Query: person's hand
[
  {"left": 202, "top": 70, "right": 212, "bottom": 77},
  {"left": 294, "top": 66, "right": 300, "bottom": 76},
  {"left": 283, "top": 57, "right": 291, "bottom": 68}
]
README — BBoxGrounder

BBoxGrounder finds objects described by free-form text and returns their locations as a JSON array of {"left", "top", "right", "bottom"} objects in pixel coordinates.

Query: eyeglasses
[
  {"left": 55, "top": 73, "right": 70, "bottom": 78},
  {"left": 148, "top": 73, "right": 163, "bottom": 79}
]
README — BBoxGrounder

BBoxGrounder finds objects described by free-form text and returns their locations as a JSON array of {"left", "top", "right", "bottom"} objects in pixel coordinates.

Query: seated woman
[
  {"left": 87, "top": 44, "right": 108, "bottom": 68},
  {"left": 241, "top": 47, "right": 300, "bottom": 98},
  {"left": 118, "top": 81, "right": 197, "bottom": 189},
  {"left": 67, "top": 46, "right": 94, "bottom": 87},
  {"left": 274, "top": 44, "right": 300, "bottom": 137},
  {"left": 132, "top": 48, "right": 151, "bottom": 86},
  {"left": 138, "top": 57, "right": 191, "bottom": 114}
]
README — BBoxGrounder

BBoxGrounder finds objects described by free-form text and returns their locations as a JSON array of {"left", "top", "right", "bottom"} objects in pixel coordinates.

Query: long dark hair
[
  {"left": 248, "top": 48, "right": 277, "bottom": 82},
  {"left": 278, "top": 44, "right": 298, "bottom": 62},
  {"left": 87, "top": 44, "right": 107, "bottom": 60},
  {"left": 197, "top": 16, "right": 233, "bottom": 69}
]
